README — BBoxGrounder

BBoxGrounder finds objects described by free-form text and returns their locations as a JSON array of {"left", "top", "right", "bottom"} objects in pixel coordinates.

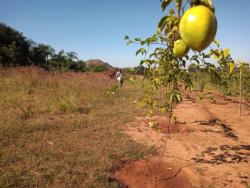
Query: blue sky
[{"left": 0, "top": 0, "right": 249, "bottom": 67}]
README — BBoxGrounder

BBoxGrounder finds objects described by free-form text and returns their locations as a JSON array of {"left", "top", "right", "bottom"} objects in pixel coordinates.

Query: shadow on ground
[
  {"left": 194, "top": 118, "right": 239, "bottom": 140},
  {"left": 192, "top": 145, "right": 250, "bottom": 164}
]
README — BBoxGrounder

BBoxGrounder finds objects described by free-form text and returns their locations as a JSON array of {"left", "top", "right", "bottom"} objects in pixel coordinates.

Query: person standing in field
[{"left": 116, "top": 68, "right": 124, "bottom": 87}]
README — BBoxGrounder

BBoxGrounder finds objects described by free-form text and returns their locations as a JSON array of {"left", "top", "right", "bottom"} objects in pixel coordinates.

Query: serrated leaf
[{"left": 161, "top": 0, "right": 172, "bottom": 12}]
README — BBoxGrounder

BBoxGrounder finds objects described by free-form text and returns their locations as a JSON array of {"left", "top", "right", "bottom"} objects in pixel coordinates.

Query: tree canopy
[{"left": 0, "top": 23, "right": 110, "bottom": 72}]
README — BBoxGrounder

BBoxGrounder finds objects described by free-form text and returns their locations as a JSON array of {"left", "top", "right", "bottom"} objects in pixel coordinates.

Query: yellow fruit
[
  {"left": 173, "top": 39, "right": 190, "bottom": 57},
  {"left": 179, "top": 5, "right": 217, "bottom": 52}
]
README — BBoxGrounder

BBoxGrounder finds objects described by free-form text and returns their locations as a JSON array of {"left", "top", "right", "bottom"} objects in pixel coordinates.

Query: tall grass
[{"left": 0, "top": 67, "right": 153, "bottom": 188}]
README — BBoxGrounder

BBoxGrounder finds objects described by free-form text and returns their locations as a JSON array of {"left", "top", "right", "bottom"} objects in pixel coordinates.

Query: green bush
[{"left": 87, "top": 64, "right": 108, "bottom": 72}]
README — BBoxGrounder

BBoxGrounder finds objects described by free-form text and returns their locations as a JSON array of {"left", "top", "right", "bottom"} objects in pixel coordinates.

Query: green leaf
[
  {"left": 161, "top": 0, "right": 172, "bottom": 12},
  {"left": 223, "top": 48, "right": 230, "bottom": 58},
  {"left": 134, "top": 38, "right": 141, "bottom": 42},
  {"left": 175, "top": 93, "right": 182, "bottom": 102},
  {"left": 207, "top": 64, "right": 216, "bottom": 73},
  {"left": 213, "top": 39, "right": 220, "bottom": 47},
  {"left": 238, "top": 61, "right": 245, "bottom": 69},
  {"left": 181, "top": 60, "right": 186, "bottom": 67},
  {"left": 124, "top": 35, "right": 129, "bottom": 40},
  {"left": 126, "top": 41, "right": 132, "bottom": 46},
  {"left": 175, "top": 0, "right": 182, "bottom": 16},
  {"left": 126, "top": 40, "right": 132, "bottom": 46},
  {"left": 143, "top": 59, "right": 153, "bottom": 66},
  {"left": 191, "top": 55, "right": 200, "bottom": 64},
  {"left": 169, "top": 9, "right": 175, "bottom": 16},
  {"left": 158, "top": 15, "right": 168, "bottom": 32},
  {"left": 149, "top": 53, "right": 157, "bottom": 58},
  {"left": 229, "top": 61, "right": 234, "bottom": 74},
  {"left": 136, "top": 48, "right": 147, "bottom": 56},
  {"left": 211, "top": 49, "right": 221, "bottom": 60},
  {"left": 146, "top": 38, "right": 152, "bottom": 46},
  {"left": 141, "top": 41, "right": 146, "bottom": 45},
  {"left": 213, "top": 55, "right": 219, "bottom": 60}
]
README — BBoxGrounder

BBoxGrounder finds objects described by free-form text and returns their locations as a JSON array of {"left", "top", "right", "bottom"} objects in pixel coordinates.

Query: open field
[
  {"left": 0, "top": 67, "right": 153, "bottom": 187},
  {"left": 0, "top": 67, "right": 249, "bottom": 188}
]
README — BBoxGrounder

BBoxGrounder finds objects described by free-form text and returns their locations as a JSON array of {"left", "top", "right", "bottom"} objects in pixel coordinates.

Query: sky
[{"left": 0, "top": 0, "right": 250, "bottom": 67}]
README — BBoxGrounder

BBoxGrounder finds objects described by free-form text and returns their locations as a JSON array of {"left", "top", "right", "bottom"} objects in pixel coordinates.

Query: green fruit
[
  {"left": 173, "top": 39, "right": 190, "bottom": 57},
  {"left": 179, "top": 5, "right": 217, "bottom": 52}
]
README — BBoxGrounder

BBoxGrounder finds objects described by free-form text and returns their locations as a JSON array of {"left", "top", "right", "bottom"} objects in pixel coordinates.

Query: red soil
[
  {"left": 116, "top": 159, "right": 192, "bottom": 188},
  {"left": 116, "top": 91, "right": 250, "bottom": 188}
]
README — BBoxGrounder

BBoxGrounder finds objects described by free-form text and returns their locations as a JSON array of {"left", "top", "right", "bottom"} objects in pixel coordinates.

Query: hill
[{"left": 85, "top": 59, "right": 113, "bottom": 69}]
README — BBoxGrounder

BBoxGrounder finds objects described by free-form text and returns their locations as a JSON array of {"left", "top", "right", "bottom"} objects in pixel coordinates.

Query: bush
[
  {"left": 87, "top": 64, "right": 108, "bottom": 72},
  {"left": 68, "top": 61, "right": 86, "bottom": 72}
]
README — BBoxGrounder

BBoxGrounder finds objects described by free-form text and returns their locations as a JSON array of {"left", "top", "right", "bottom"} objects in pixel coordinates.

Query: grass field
[
  {"left": 1, "top": 67, "right": 249, "bottom": 188},
  {"left": 0, "top": 67, "right": 153, "bottom": 188}
]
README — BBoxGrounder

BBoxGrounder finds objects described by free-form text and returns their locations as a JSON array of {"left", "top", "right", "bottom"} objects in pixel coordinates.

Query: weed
[{"left": 58, "top": 95, "right": 76, "bottom": 113}]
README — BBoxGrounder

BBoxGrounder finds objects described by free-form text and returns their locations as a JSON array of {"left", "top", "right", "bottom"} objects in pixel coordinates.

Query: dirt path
[{"left": 115, "top": 94, "right": 250, "bottom": 188}]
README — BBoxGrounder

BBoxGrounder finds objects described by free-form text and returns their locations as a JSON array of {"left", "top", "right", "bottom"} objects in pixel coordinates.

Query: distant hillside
[
  {"left": 85, "top": 59, "right": 113, "bottom": 69},
  {"left": 123, "top": 65, "right": 146, "bottom": 75}
]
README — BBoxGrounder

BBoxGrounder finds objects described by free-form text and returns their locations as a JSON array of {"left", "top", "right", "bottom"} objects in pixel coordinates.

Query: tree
[
  {"left": 0, "top": 23, "right": 31, "bottom": 66},
  {"left": 68, "top": 60, "right": 86, "bottom": 72},
  {"left": 66, "top": 51, "right": 78, "bottom": 62},
  {"left": 126, "top": 0, "right": 234, "bottom": 122},
  {"left": 30, "top": 44, "right": 55, "bottom": 68}
]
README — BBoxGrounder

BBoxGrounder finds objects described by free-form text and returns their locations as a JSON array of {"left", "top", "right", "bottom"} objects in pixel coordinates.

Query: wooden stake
[{"left": 239, "top": 67, "right": 242, "bottom": 116}]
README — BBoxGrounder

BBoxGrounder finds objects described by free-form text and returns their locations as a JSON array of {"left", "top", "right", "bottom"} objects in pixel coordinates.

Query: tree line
[{"left": 0, "top": 23, "right": 108, "bottom": 72}]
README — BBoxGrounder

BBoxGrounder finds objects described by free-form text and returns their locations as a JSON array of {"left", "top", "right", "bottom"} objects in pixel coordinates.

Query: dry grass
[{"left": 0, "top": 67, "right": 153, "bottom": 188}]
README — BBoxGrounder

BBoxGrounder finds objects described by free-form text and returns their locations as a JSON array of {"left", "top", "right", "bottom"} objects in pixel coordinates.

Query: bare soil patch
[
  {"left": 115, "top": 158, "right": 193, "bottom": 188},
  {"left": 116, "top": 92, "right": 250, "bottom": 188}
]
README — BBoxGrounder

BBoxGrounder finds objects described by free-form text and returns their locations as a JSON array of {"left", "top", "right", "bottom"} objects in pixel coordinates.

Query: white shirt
[{"left": 116, "top": 71, "right": 123, "bottom": 81}]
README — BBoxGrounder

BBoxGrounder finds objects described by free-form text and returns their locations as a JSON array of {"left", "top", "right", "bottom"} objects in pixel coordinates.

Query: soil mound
[{"left": 115, "top": 159, "right": 192, "bottom": 188}]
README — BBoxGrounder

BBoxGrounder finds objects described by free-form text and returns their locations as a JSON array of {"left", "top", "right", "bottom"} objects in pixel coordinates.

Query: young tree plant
[{"left": 125, "top": 0, "right": 235, "bottom": 123}]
